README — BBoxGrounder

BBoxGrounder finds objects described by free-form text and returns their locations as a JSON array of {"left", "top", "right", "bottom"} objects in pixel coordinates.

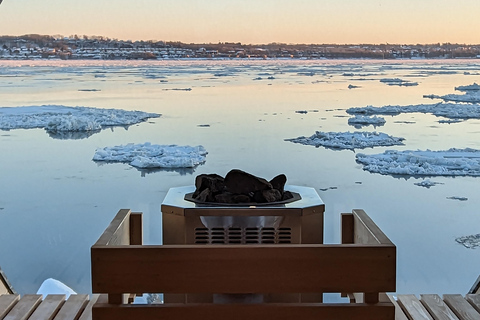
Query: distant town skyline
[{"left": 1, "top": 0, "right": 479, "bottom": 45}]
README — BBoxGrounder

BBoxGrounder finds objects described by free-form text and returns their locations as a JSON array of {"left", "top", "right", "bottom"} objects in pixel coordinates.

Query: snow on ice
[
  {"left": 348, "top": 83, "right": 480, "bottom": 121},
  {"left": 286, "top": 131, "right": 404, "bottom": 150},
  {"left": 0, "top": 105, "right": 160, "bottom": 135},
  {"left": 455, "top": 83, "right": 480, "bottom": 91},
  {"left": 37, "top": 278, "right": 77, "bottom": 298},
  {"left": 93, "top": 143, "right": 208, "bottom": 169},
  {"left": 380, "top": 78, "right": 418, "bottom": 86},
  {"left": 356, "top": 148, "right": 480, "bottom": 176},
  {"left": 456, "top": 234, "right": 480, "bottom": 249},
  {"left": 348, "top": 115, "right": 386, "bottom": 128},
  {"left": 347, "top": 103, "right": 480, "bottom": 120},
  {"left": 414, "top": 179, "right": 443, "bottom": 188}
]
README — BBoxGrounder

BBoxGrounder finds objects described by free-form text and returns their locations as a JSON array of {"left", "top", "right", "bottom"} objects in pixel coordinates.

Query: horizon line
[{"left": 2, "top": 34, "right": 480, "bottom": 47}]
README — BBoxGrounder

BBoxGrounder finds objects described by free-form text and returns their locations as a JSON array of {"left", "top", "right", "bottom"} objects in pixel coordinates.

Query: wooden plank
[
  {"left": 0, "top": 294, "right": 20, "bottom": 318},
  {"left": 0, "top": 267, "right": 15, "bottom": 294},
  {"left": 465, "top": 294, "right": 480, "bottom": 313},
  {"left": 397, "top": 294, "right": 434, "bottom": 320},
  {"left": 78, "top": 294, "right": 100, "bottom": 320},
  {"left": 54, "top": 294, "right": 89, "bottom": 320},
  {"left": 352, "top": 209, "right": 393, "bottom": 245},
  {"left": 91, "top": 244, "right": 396, "bottom": 294},
  {"left": 468, "top": 276, "right": 480, "bottom": 294},
  {"left": 29, "top": 294, "right": 66, "bottom": 320},
  {"left": 386, "top": 294, "right": 409, "bottom": 320},
  {"left": 129, "top": 212, "right": 143, "bottom": 245},
  {"left": 94, "top": 209, "right": 131, "bottom": 246},
  {"left": 420, "top": 294, "right": 459, "bottom": 320},
  {"left": 443, "top": 294, "right": 480, "bottom": 320},
  {"left": 93, "top": 302, "right": 395, "bottom": 320},
  {"left": 3, "top": 294, "right": 42, "bottom": 320},
  {"left": 341, "top": 213, "right": 354, "bottom": 244}
]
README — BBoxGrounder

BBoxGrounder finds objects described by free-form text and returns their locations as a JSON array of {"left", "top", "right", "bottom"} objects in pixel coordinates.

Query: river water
[{"left": 0, "top": 59, "right": 479, "bottom": 295}]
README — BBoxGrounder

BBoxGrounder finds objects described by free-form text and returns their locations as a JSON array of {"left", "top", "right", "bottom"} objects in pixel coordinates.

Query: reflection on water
[{"left": 0, "top": 59, "right": 479, "bottom": 296}]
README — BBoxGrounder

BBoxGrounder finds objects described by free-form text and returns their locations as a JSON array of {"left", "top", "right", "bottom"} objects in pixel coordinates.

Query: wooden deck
[
  {"left": 1, "top": 293, "right": 479, "bottom": 319},
  {"left": 0, "top": 294, "right": 98, "bottom": 320},
  {"left": 388, "top": 293, "right": 480, "bottom": 320}
]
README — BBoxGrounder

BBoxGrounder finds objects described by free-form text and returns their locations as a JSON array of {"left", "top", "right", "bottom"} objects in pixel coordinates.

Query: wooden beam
[
  {"left": 341, "top": 213, "right": 354, "bottom": 244},
  {"left": 93, "top": 302, "right": 395, "bottom": 320},
  {"left": 94, "top": 209, "right": 132, "bottom": 246},
  {"left": 92, "top": 244, "right": 396, "bottom": 294},
  {"left": 352, "top": 209, "right": 393, "bottom": 245},
  {"left": 129, "top": 212, "right": 143, "bottom": 246}
]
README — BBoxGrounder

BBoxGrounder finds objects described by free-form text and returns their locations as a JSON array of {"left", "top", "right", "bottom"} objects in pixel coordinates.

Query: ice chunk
[
  {"left": 455, "top": 83, "right": 480, "bottom": 91},
  {"left": 456, "top": 234, "right": 480, "bottom": 249},
  {"left": 356, "top": 148, "right": 480, "bottom": 176},
  {"left": 0, "top": 105, "right": 160, "bottom": 136},
  {"left": 93, "top": 143, "right": 208, "bottom": 169},
  {"left": 286, "top": 131, "right": 404, "bottom": 150},
  {"left": 414, "top": 179, "right": 443, "bottom": 188},
  {"left": 347, "top": 103, "right": 480, "bottom": 120},
  {"left": 348, "top": 115, "right": 386, "bottom": 128},
  {"left": 37, "top": 278, "right": 76, "bottom": 298}
]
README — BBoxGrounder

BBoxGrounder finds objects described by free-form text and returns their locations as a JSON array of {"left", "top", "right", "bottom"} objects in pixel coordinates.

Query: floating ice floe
[
  {"left": 424, "top": 92, "right": 480, "bottom": 104},
  {"left": 379, "top": 78, "right": 418, "bottom": 86},
  {"left": 93, "top": 143, "right": 207, "bottom": 169},
  {"left": 455, "top": 83, "right": 480, "bottom": 92},
  {"left": 0, "top": 105, "right": 160, "bottom": 138},
  {"left": 356, "top": 148, "right": 480, "bottom": 176},
  {"left": 414, "top": 179, "right": 443, "bottom": 188},
  {"left": 286, "top": 131, "right": 404, "bottom": 150},
  {"left": 347, "top": 103, "right": 480, "bottom": 120},
  {"left": 456, "top": 234, "right": 480, "bottom": 249},
  {"left": 447, "top": 196, "right": 468, "bottom": 201},
  {"left": 37, "top": 278, "right": 76, "bottom": 299},
  {"left": 348, "top": 115, "right": 386, "bottom": 128}
]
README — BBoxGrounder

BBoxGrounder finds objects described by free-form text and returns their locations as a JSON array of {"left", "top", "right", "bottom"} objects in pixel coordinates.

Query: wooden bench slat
[
  {"left": 3, "top": 294, "right": 42, "bottom": 320},
  {"left": 92, "top": 245, "right": 395, "bottom": 294},
  {"left": 54, "top": 294, "right": 89, "bottom": 320},
  {"left": 443, "top": 294, "right": 480, "bottom": 320},
  {"left": 78, "top": 294, "right": 100, "bottom": 320},
  {"left": 0, "top": 294, "right": 20, "bottom": 318},
  {"left": 397, "top": 294, "right": 434, "bottom": 320},
  {"left": 29, "top": 294, "right": 66, "bottom": 320},
  {"left": 420, "top": 294, "right": 459, "bottom": 320},
  {"left": 465, "top": 294, "right": 480, "bottom": 314},
  {"left": 93, "top": 302, "right": 395, "bottom": 320}
]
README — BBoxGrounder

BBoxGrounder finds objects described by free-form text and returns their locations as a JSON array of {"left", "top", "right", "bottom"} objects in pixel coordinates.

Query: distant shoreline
[{"left": 2, "top": 35, "right": 480, "bottom": 60}]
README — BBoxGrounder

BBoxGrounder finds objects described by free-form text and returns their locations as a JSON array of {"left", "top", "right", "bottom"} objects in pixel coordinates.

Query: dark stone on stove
[
  {"left": 262, "top": 189, "right": 282, "bottom": 202},
  {"left": 214, "top": 192, "right": 235, "bottom": 203},
  {"left": 282, "top": 191, "right": 294, "bottom": 201},
  {"left": 193, "top": 173, "right": 225, "bottom": 198},
  {"left": 252, "top": 190, "right": 266, "bottom": 203},
  {"left": 224, "top": 169, "right": 272, "bottom": 195},
  {"left": 270, "top": 174, "right": 287, "bottom": 193},
  {"left": 194, "top": 188, "right": 211, "bottom": 202},
  {"left": 232, "top": 194, "right": 251, "bottom": 203},
  {"left": 191, "top": 169, "right": 290, "bottom": 204}
]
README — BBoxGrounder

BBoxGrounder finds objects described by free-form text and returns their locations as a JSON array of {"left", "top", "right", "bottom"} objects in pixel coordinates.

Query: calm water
[{"left": 0, "top": 59, "right": 479, "bottom": 295}]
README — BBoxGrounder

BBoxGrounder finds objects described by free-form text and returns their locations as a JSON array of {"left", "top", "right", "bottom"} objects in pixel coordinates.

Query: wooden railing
[{"left": 91, "top": 208, "right": 396, "bottom": 320}]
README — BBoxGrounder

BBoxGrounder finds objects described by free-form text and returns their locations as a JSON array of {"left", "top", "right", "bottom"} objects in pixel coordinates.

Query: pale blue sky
[{"left": 0, "top": 0, "right": 479, "bottom": 44}]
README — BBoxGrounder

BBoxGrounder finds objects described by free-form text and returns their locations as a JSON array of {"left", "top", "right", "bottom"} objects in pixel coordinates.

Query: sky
[{"left": 1, "top": 0, "right": 479, "bottom": 44}]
